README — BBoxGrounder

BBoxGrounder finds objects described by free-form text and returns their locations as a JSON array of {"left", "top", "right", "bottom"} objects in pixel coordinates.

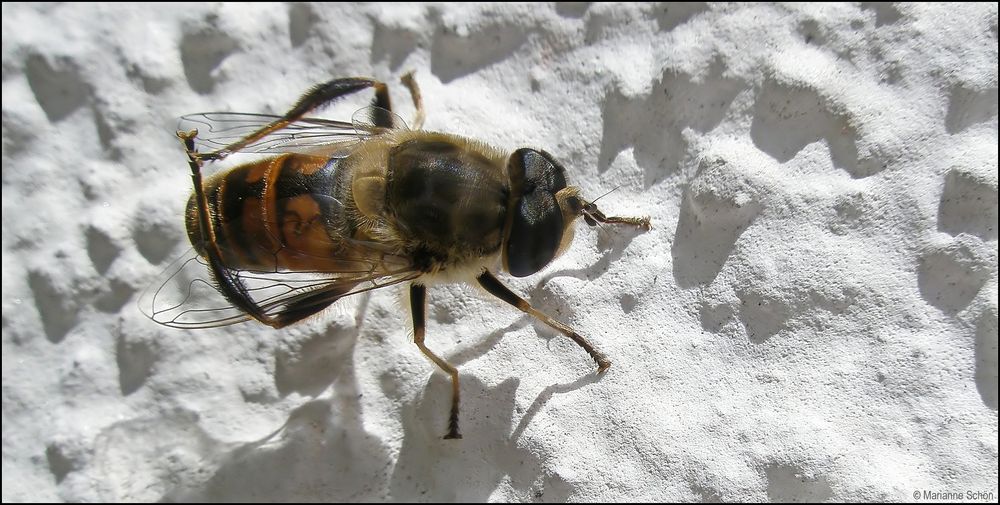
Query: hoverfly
[{"left": 141, "top": 73, "right": 650, "bottom": 439}]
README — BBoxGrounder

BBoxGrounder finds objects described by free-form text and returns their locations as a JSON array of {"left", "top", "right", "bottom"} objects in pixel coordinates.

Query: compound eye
[
  {"left": 503, "top": 148, "right": 568, "bottom": 277},
  {"left": 506, "top": 191, "right": 564, "bottom": 277}
]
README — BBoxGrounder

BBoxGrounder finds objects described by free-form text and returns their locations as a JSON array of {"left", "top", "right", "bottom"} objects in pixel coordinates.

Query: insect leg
[
  {"left": 267, "top": 284, "right": 358, "bottom": 328},
  {"left": 177, "top": 130, "right": 275, "bottom": 324},
  {"left": 583, "top": 203, "right": 651, "bottom": 230},
  {"left": 201, "top": 77, "right": 394, "bottom": 161},
  {"left": 476, "top": 270, "right": 611, "bottom": 373},
  {"left": 400, "top": 71, "right": 425, "bottom": 130},
  {"left": 410, "top": 283, "right": 462, "bottom": 439}
]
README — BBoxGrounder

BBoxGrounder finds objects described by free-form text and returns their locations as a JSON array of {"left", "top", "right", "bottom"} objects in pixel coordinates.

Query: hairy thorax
[{"left": 347, "top": 131, "right": 511, "bottom": 273}]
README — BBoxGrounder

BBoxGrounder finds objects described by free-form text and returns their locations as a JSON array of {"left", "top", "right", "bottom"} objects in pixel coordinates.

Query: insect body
[{"left": 142, "top": 74, "right": 650, "bottom": 439}]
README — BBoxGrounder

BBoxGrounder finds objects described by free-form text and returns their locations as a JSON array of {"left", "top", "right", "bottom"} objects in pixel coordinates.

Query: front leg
[
  {"left": 476, "top": 270, "right": 611, "bottom": 373},
  {"left": 581, "top": 201, "right": 651, "bottom": 230}
]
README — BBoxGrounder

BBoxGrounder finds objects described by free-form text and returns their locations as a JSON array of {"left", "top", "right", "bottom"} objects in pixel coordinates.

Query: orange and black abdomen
[{"left": 186, "top": 154, "right": 348, "bottom": 272}]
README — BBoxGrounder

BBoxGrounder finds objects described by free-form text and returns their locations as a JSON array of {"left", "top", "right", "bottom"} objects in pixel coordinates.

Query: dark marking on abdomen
[
  {"left": 218, "top": 166, "right": 265, "bottom": 266},
  {"left": 273, "top": 156, "right": 340, "bottom": 246},
  {"left": 190, "top": 154, "right": 338, "bottom": 271}
]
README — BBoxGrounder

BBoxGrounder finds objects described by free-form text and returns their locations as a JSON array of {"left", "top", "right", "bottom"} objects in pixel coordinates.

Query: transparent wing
[
  {"left": 351, "top": 106, "right": 409, "bottom": 133},
  {"left": 178, "top": 112, "right": 367, "bottom": 157},
  {"left": 138, "top": 248, "right": 252, "bottom": 328},
  {"left": 138, "top": 243, "right": 421, "bottom": 329},
  {"left": 178, "top": 107, "right": 410, "bottom": 158}
]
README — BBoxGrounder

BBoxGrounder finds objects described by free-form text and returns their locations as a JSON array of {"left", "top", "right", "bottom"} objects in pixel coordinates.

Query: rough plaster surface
[{"left": 2, "top": 2, "right": 998, "bottom": 502}]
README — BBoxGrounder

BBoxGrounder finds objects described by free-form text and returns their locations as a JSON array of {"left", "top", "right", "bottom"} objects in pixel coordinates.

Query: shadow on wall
[
  {"left": 945, "top": 84, "right": 999, "bottom": 135},
  {"left": 391, "top": 375, "right": 521, "bottom": 501},
  {"left": 430, "top": 21, "right": 528, "bottom": 84},
  {"left": 390, "top": 372, "right": 600, "bottom": 501},
  {"left": 157, "top": 364, "right": 588, "bottom": 501},
  {"left": 749, "top": 78, "right": 874, "bottom": 178},
  {"left": 671, "top": 157, "right": 763, "bottom": 289},
  {"left": 937, "top": 167, "right": 998, "bottom": 241},
  {"left": 367, "top": 6, "right": 529, "bottom": 82},
  {"left": 166, "top": 398, "right": 397, "bottom": 501},
  {"left": 146, "top": 292, "right": 605, "bottom": 501},
  {"left": 763, "top": 463, "right": 834, "bottom": 503},
  {"left": 161, "top": 307, "right": 396, "bottom": 501},
  {"left": 180, "top": 29, "right": 239, "bottom": 96},
  {"left": 599, "top": 61, "right": 743, "bottom": 187},
  {"left": 975, "top": 308, "right": 998, "bottom": 411},
  {"left": 916, "top": 233, "right": 993, "bottom": 316}
]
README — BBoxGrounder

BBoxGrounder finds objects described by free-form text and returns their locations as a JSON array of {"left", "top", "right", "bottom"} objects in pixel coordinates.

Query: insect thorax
[{"left": 384, "top": 137, "right": 509, "bottom": 269}]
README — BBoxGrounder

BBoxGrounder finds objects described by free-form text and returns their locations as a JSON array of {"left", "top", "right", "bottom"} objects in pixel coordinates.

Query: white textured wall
[{"left": 2, "top": 3, "right": 997, "bottom": 502}]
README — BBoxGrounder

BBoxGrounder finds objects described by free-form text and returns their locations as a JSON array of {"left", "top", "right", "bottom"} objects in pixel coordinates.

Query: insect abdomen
[{"left": 186, "top": 154, "right": 346, "bottom": 272}]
